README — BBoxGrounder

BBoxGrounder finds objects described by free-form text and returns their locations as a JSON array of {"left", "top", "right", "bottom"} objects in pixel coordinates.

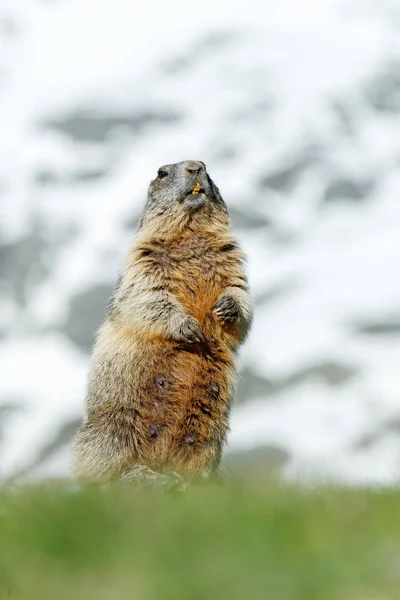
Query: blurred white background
[{"left": 1, "top": 0, "right": 400, "bottom": 484}]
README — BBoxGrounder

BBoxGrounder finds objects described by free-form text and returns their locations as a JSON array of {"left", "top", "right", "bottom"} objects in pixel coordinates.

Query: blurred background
[{"left": 0, "top": 0, "right": 399, "bottom": 485}]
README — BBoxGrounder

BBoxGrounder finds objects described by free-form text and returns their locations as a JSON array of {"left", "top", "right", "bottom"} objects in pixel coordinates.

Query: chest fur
[{"left": 155, "top": 244, "right": 234, "bottom": 317}]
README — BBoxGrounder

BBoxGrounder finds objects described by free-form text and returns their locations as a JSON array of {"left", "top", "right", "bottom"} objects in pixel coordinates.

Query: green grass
[{"left": 0, "top": 480, "right": 399, "bottom": 600}]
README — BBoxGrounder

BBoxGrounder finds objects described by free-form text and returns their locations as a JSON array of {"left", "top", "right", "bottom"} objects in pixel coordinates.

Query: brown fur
[{"left": 72, "top": 161, "right": 253, "bottom": 482}]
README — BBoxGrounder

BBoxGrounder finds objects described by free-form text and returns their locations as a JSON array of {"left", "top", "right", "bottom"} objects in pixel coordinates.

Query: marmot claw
[
  {"left": 178, "top": 315, "right": 204, "bottom": 343},
  {"left": 213, "top": 295, "right": 240, "bottom": 322}
]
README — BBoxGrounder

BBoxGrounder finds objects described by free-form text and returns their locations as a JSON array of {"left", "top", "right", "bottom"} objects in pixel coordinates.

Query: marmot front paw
[
  {"left": 177, "top": 315, "right": 204, "bottom": 344},
  {"left": 213, "top": 295, "right": 240, "bottom": 322}
]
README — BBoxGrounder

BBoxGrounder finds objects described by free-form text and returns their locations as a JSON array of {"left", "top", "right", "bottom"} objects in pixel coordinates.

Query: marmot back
[{"left": 72, "top": 160, "right": 253, "bottom": 482}]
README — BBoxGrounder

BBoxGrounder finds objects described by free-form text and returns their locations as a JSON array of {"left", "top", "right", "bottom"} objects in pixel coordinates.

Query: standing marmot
[{"left": 72, "top": 160, "right": 253, "bottom": 482}]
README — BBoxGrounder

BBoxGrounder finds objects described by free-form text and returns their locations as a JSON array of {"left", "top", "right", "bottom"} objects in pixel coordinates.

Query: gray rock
[
  {"left": 31, "top": 417, "right": 81, "bottom": 468},
  {"left": 324, "top": 177, "right": 374, "bottom": 203},
  {"left": 294, "top": 362, "right": 357, "bottom": 387},
  {"left": 354, "top": 415, "right": 400, "bottom": 451},
  {"left": 35, "top": 167, "right": 109, "bottom": 186},
  {"left": 354, "top": 430, "right": 381, "bottom": 450},
  {"left": 0, "top": 400, "right": 25, "bottom": 444},
  {"left": 0, "top": 225, "right": 49, "bottom": 305},
  {"left": 124, "top": 215, "right": 140, "bottom": 231},
  {"left": 254, "top": 280, "right": 298, "bottom": 307},
  {"left": 260, "top": 159, "right": 307, "bottom": 192},
  {"left": 61, "top": 283, "right": 114, "bottom": 351},
  {"left": 236, "top": 361, "right": 357, "bottom": 404},
  {"left": 354, "top": 319, "right": 400, "bottom": 336},
  {"left": 229, "top": 206, "right": 270, "bottom": 229},
  {"left": 259, "top": 146, "right": 320, "bottom": 193},
  {"left": 366, "top": 63, "right": 400, "bottom": 113},
  {"left": 223, "top": 445, "right": 290, "bottom": 477},
  {"left": 42, "top": 109, "right": 182, "bottom": 143},
  {"left": 236, "top": 367, "right": 276, "bottom": 403}
]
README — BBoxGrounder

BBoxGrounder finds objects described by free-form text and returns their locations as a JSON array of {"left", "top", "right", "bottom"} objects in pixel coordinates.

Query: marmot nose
[{"left": 185, "top": 161, "right": 205, "bottom": 175}]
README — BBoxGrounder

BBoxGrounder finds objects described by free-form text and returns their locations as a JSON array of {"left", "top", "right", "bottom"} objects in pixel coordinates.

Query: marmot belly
[{"left": 89, "top": 314, "right": 235, "bottom": 475}]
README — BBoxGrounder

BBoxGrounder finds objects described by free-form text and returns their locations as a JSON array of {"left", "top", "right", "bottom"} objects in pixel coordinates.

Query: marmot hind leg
[{"left": 72, "top": 405, "right": 139, "bottom": 483}]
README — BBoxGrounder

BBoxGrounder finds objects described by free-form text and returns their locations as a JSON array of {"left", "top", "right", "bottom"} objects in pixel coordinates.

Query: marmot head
[{"left": 140, "top": 160, "right": 228, "bottom": 229}]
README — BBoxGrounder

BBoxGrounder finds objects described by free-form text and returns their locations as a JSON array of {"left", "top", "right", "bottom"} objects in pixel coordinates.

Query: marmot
[{"left": 72, "top": 160, "right": 253, "bottom": 482}]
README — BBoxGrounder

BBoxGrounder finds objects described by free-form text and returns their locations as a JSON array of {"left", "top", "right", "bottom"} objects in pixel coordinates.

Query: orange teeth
[{"left": 192, "top": 183, "right": 201, "bottom": 195}]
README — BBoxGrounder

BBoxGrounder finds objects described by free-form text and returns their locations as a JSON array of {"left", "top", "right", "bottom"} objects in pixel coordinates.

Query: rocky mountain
[{"left": 1, "top": 0, "right": 400, "bottom": 484}]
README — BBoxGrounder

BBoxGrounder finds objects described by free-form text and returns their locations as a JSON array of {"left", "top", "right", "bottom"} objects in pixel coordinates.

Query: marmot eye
[{"left": 158, "top": 169, "right": 168, "bottom": 179}]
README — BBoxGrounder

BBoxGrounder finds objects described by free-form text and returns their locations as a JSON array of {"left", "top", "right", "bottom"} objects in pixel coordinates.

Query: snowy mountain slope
[{"left": 1, "top": 0, "right": 400, "bottom": 483}]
